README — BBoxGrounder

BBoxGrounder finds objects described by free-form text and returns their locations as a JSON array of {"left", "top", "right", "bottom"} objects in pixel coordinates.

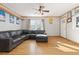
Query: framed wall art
[
  {"left": 16, "top": 17, "right": 20, "bottom": 24},
  {"left": 76, "top": 16, "right": 79, "bottom": 27},
  {"left": 67, "top": 18, "right": 72, "bottom": 23},
  {"left": 0, "top": 10, "right": 5, "bottom": 22},
  {"left": 67, "top": 11, "right": 72, "bottom": 23},
  {"left": 9, "top": 14, "right": 14, "bottom": 23}
]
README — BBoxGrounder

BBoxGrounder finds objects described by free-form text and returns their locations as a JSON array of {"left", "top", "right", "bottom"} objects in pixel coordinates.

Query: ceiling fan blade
[
  {"left": 33, "top": 8, "right": 39, "bottom": 11},
  {"left": 40, "top": 6, "right": 45, "bottom": 9},
  {"left": 42, "top": 10, "right": 49, "bottom": 12}
]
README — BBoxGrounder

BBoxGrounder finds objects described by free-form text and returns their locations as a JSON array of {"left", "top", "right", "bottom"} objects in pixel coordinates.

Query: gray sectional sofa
[{"left": 0, "top": 30, "right": 48, "bottom": 51}]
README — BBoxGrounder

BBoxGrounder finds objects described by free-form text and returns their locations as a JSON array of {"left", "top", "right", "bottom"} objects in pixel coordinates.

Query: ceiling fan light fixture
[
  {"left": 33, "top": 5, "right": 50, "bottom": 15},
  {"left": 40, "top": 6, "right": 45, "bottom": 9}
]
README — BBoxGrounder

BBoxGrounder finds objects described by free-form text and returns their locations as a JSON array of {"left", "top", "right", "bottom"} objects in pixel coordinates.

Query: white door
[
  {"left": 66, "top": 21, "right": 72, "bottom": 39},
  {"left": 60, "top": 19, "right": 67, "bottom": 38}
]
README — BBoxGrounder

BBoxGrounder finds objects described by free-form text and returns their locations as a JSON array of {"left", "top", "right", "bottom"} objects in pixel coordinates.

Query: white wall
[
  {"left": 22, "top": 17, "right": 59, "bottom": 36},
  {"left": 0, "top": 12, "right": 22, "bottom": 31},
  {"left": 66, "top": 19, "right": 72, "bottom": 40},
  {"left": 22, "top": 19, "right": 30, "bottom": 30},
  {"left": 60, "top": 18, "right": 67, "bottom": 38},
  {"left": 67, "top": 14, "right": 79, "bottom": 43},
  {"left": 60, "top": 13, "right": 79, "bottom": 43},
  {"left": 44, "top": 17, "right": 59, "bottom": 36}
]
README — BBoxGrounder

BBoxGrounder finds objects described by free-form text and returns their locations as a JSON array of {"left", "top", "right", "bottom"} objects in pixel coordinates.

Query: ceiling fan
[{"left": 34, "top": 5, "right": 49, "bottom": 15}]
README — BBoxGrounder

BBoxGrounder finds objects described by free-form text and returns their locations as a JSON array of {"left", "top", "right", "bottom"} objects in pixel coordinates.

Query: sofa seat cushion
[
  {"left": 13, "top": 35, "right": 29, "bottom": 43},
  {"left": 21, "top": 35, "right": 26, "bottom": 38},
  {"left": 27, "top": 34, "right": 36, "bottom": 39},
  {"left": 13, "top": 38, "right": 22, "bottom": 43},
  {"left": 12, "top": 35, "right": 21, "bottom": 39}
]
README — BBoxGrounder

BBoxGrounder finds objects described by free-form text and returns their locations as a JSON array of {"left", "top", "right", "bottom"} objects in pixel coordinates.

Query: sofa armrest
[{"left": 0, "top": 38, "right": 13, "bottom": 51}]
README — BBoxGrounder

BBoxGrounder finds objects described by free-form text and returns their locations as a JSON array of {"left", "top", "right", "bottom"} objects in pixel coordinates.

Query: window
[{"left": 30, "top": 19, "right": 44, "bottom": 30}]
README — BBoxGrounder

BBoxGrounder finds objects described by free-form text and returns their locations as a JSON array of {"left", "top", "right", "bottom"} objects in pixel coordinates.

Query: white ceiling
[{"left": 3, "top": 3, "right": 79, "bottom": 16}]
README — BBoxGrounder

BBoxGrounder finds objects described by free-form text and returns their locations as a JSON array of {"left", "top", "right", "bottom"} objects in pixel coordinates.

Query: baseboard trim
[
  {"left": 60, "top": 36, "right": 79, "bottom": 44},
  {"left": 48, "top": 36, "right": 79, "bottom": 44},
  {"left": 48, "top": 36, "right": 60, "bottom": 37}
]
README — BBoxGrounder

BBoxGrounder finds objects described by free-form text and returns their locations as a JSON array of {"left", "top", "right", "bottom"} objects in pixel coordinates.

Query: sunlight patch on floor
[
  {"left": 29, "top": 42, "right": 37, "bottom": 53},
  {"left": 55, "top": 41, "right": 79, "bottom": 52},
  {"left": 58, "top": 42, "right": 79, "bottom": 50},
  {"left": 56, "top": 44, "right": 77, "bottom": 52}
]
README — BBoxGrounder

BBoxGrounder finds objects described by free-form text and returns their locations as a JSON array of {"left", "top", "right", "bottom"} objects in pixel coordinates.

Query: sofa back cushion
[
  {"left": 29, "top": 30, "right": 36, "bottom": 34},
  {"left": 23, "top": 30, "right": 45, "bottom": 34},
  {"left": 35, "top": 30, "right": 45, "bottom": 34},
  {"left": 0, "top": 32, "right": 11, "bottom": 39},
  {"left": 10, "top": 31, "right": 17, "bottom": 37},
  {"left": 22, "top": 30, "right": 30, "bottom": 34},
  {"left": 16, "top": 30, "right": 22, "bottom": 35}
]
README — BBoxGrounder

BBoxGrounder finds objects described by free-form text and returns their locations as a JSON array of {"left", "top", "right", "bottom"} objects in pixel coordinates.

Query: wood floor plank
[{"left": 0, "top": 36, "right": 79, "bottom": 55}]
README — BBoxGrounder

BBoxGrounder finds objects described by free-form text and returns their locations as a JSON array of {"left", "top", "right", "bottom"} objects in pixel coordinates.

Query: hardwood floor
[{"left": 0, "top": 36, "right": 79, "bottom": 55}]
